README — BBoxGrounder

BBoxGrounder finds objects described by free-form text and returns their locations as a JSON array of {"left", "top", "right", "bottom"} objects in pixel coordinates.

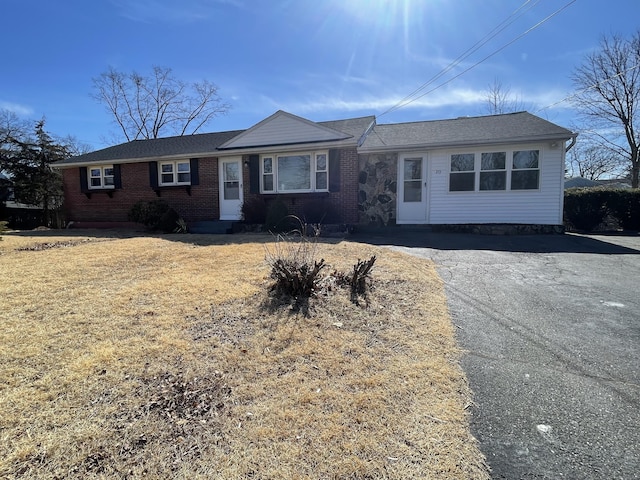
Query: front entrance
[
  {"left": 219, "top": 157, "right": 243, "bottom": 220},
  {"left": 397, "top": 154, "right": 428, "bottom": 223}
]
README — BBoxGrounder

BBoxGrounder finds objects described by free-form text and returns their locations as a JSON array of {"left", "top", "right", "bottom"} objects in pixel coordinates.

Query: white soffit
[{"left": 219, "top": 110, "right": 351, "bottom": 149}]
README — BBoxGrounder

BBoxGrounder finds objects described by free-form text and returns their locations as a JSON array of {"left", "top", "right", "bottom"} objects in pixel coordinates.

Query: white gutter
[{"left": 357, "top": 134, "right": 576, "bottom": 154}]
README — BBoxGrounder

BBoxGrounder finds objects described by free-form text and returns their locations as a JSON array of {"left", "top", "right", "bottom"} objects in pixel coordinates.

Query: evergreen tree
[{"left": 0, "top": 120, "right": 69, "bottom": 226}]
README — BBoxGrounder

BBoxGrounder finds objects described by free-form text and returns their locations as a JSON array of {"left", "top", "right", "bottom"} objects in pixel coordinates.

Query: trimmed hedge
[{"left": 564, "top": 188, "right": 640, "bottom": 232}]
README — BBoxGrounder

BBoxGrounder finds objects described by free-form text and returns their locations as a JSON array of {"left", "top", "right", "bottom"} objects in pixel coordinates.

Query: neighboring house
[
  {"left": 564, "top": 177, "right": 632, "bottom": 189},
  {"left": 54, "top": 110, "right": 576, "bottom": 230}
]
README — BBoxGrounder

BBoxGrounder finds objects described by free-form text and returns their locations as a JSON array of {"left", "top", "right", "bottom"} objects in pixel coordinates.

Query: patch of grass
[{"left": 0, "top": 231, "right": 488, "bottom": 479}]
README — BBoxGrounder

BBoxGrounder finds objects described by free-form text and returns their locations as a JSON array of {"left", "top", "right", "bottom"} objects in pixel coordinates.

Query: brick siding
[
  {"left": 241, "top": 147, "right": 360, "bottom": 224},
  {"left": 62, "top": 157, "right": 220, "bottom": 224},
  {"left": 63, "top": 147, "right": 360, "bottom": 226}
]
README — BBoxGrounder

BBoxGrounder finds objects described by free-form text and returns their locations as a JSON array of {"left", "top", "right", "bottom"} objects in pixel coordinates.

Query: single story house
[{"left": 55, "top": 110, "right": 576, "bottom": 231}]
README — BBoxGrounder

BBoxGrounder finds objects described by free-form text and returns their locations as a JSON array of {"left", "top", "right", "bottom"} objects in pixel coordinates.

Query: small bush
[
  {"left": 265, "top": 219, "right": 377, "bottom": 308},
  {"left": 266, "top": 221, "right": 324, "bottom": 300},
  {"left": 264, "top": 199, "right": 290, "bottom": 232},
  {"left": 241, "top": 197, "right": 267, "bottom": 224},
  {"left": 128, "top": 200, "right": 170, "bottom": 228},
  {"left": 128, "top": 200, "right": 185, "bottom": 233},
  {"left": 157, "top": 208, "right": 181, "bottom": 233},
  {"left": 302, "top": 198, "right": 342, "bottom": 224}
]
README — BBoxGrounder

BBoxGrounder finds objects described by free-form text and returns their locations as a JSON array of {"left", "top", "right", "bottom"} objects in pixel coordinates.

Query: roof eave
[
  {"left": 53, "top": 150, "right": 225, "bottom": 168},
  {"left": 357, "top": 133, "right": 576, "bottom": 154}
]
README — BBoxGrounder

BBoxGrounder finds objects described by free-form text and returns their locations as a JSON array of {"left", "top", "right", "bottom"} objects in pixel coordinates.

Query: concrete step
[{"left": 189, "top": 220, "right": 234, "bottom": 234}]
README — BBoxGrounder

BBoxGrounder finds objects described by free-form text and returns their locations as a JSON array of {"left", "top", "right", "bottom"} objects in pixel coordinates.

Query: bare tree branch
[
  {"left": 91, "top": 66, "right": 230, "bottom": 141},
  {"left": 571, "top": 32, "right": 640, "bottom": 187}
]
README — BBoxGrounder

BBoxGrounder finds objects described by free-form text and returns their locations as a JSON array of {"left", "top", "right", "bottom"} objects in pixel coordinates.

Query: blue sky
[{"left": 2, "top": 0, "right": 639, "bottom": 150}]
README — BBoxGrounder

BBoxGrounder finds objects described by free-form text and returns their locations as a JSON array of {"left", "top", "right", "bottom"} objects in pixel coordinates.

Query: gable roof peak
[{"left": 218, "top": 110, "right": 356, "bottom": 150}]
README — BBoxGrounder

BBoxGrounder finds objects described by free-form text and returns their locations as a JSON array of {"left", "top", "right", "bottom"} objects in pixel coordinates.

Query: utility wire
[
  {"left": 535, "top": 62, "right": 640, "bottom": 113},
  {"left": 380, "top": 0, "right": 577, "bottom": 118},
  {"left": 379, "top": 0, "right": 540, "bottom": 118}
]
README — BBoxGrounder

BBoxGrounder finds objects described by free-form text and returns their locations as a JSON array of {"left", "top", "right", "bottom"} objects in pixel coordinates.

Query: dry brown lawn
[{"left": 0, "top": 230, "right": 488, "bottom": 479}]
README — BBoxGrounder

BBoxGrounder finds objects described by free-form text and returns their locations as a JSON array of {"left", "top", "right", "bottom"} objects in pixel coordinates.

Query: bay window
[{"left": 260, "top": 151, "right": 329, "bottom": 193}]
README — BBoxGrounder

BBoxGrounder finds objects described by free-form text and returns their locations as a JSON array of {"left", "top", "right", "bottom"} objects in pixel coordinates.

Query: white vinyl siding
[{"left": 428, "top": 143, "right": 564, "bottom": 225}]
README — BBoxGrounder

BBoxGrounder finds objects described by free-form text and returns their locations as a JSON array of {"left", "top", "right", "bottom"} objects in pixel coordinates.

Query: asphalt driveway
[{"left": 354, "top": 231, "right": 640, "bottom": 479}]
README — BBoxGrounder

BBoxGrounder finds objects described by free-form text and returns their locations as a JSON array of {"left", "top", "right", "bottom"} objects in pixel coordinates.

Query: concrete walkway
[{"left": 353, "top": 232, "right": 640, "bottom": 479}]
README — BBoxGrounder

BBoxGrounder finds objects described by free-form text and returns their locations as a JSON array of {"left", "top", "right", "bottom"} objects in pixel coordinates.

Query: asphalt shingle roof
[
  {"left": 55, "top": 130, "right": 244, "bottom": 166},
  {"left": 360, "top": 111, "right": 575, "bottom": 152},
  {"left": 55, "top": 115, "right": 376, "bottom": 167},
  {"left": 55, "top": 112, "right": 573, "bottom": 166}
]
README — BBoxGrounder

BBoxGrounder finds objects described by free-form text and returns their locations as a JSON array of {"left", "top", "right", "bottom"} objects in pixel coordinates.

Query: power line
[
  {"left": 379, "top": 0, "right": 540, "bottom": 117},
  {"left": 380, "top": 0, "right": 577, "bottom": 118},
  {"left": 535, "top": 63, "right": 640, "bottom": 113},
  {"left": 380, "top": 0, "right": 540, "bottom": 118}
]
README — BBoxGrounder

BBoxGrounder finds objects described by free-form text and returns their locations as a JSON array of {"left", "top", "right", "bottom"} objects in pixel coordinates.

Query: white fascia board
[
  {"left": 216, "top": 139, "right": 359, "bottom": 157},
  {"left": 53, "top": 151, "right": 222, "bottom": 169},
  {"left": 357, "top": 134, "right": 574, "bottom": 154}
]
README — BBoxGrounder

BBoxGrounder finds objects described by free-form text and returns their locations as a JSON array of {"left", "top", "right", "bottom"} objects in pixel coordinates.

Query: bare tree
[
  {"left": 0, "top": 109, "right": 29, "bottom": 148},
  {"left": 92, "top": 66, "right": 231, "bottom": 142},
  {"left": 566, "top": 140, "right": 625, "bottom": 180},
  {"left": 483, "top": 79, "right": 529, "bottom": 115},
  {"left": 571, "top": 32, "right": 640, "bottom": 188}
]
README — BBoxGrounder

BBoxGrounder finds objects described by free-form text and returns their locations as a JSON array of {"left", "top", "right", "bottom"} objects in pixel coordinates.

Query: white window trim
[
  {"left": 159, "top": 160, "right": 191, "bottom": 186},
  {"left": 260, "top": 151, "right": 329, "bottom": 194},
  {"left": 448, "top": 148, "right": 541, "bottom": 193},
  {"left": 88, "top": 165, "right": 115, "bottom": 190}
]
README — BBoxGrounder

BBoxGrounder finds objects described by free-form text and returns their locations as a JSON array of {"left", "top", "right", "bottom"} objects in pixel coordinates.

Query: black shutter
[
  {"left": 79, "top": 167, "right": 88, "bottom": 192},
  {"left": 113, "top": 164, "right": 122, "bottom": 189},
  {"left": 249, "top": 155, "right": 260, "bottom": 194},
  {"left": 149, "top": 162, "right": 159, "bottom": 188},
  {"left": 190, "top": 158, "right": 199, "bottom": 186},
  {"left": 328, "top": 149, "right": 340, "bottom": 192}
]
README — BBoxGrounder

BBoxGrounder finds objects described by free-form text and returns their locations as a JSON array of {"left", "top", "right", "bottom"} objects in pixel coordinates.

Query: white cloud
[{"left": 0, "top": 101, "right": 34, "bottom": 117}]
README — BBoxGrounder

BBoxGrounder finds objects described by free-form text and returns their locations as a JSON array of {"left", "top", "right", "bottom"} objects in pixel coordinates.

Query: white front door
[
  {"left": 397, "top": 154, "right": 428, "bottom": 223},
  {"left": 219, "top": 157, "right": 243, "bottom": 220}
]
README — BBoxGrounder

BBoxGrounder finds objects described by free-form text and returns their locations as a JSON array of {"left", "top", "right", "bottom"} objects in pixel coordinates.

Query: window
[
  {"left": 88, "top": 165, "right": 115, "bottom": 189},
  {"left": 480, "top": 152, "right": 506, "bottom": 191},
  {"left": 260, "top": 151, "right": 329, "bottom": 193},
  {"left": 449, "top": 149, "right": 542, "bottom": 192},
  {"left": 403, "top": 158, "right": 423, "bottom": 202},
  {"left": 449, "top": 154, "right": 475, "bottom": 191},
  {"left": 262, "top": 157, "right": 274, "bottom": 192},
  {"left": 315, "top": 153, "right": 328, "bottom": 190},
  {"left": 159, "top": 160, "right": 191, "bottom": 185},
  {"left": 512, "top": 150, "right": 540, "bottom": 190}
]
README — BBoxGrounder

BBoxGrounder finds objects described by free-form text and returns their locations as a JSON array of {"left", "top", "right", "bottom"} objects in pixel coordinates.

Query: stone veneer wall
[{"left": 357, "top": 153, "right": 398, "bottom": 225}]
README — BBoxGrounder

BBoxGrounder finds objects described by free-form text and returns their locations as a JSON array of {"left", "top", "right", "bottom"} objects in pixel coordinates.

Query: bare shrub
[{"left": 265, "top": 219, "right": 326, "bottom": 300}]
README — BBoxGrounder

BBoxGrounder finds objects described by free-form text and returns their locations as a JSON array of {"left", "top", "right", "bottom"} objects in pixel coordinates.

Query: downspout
[{"left": 560, "top": 133, "right": 578, "bottom": 228}]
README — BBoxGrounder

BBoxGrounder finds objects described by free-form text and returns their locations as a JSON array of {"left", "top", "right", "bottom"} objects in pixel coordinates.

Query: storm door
[{"left": 397, "top": 154, "right": 428, "bottom": 223}]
